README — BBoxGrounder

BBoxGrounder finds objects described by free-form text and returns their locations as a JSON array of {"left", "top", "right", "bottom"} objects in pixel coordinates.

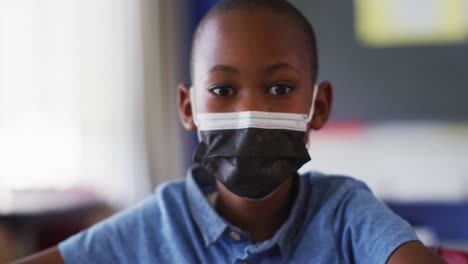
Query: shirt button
[{"left": 229, "top": 231, "right": 241, "bottom": 241}]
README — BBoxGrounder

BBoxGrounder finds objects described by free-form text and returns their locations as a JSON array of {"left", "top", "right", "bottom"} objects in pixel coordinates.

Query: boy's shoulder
[
  {"left": 58, "top": 178, "right": 193, "bottom": 263},
  {"left": 299, "top": 170, "right": 371, "bottom": 204},
  {"left": 301, "top": 170, "right": 368, "bottom": 187},
  {"left": 295, "top": 171, "right": 418, "bottom": 264}
]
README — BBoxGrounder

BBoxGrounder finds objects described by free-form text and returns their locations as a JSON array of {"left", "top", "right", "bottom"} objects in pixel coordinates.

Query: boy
[{"left": 17, "top": 0, "right": 446, "bottom": 263}]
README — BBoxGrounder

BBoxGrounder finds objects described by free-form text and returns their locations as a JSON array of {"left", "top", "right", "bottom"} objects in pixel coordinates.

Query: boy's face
[{"left": 178, "top": 10, "right": 332, "bottom": 136}]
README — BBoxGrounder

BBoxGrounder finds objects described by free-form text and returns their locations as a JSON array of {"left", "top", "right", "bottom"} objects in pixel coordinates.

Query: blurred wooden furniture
[
  {"left": 0, "top": 224, "right": 17, "bottom": 263},
  {"left": 0, "top": 188, "right": 114, "bottom": 262}
]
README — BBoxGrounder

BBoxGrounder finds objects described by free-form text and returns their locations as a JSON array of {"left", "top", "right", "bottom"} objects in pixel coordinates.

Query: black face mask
[
  {"left": 190, "top": 85, "right": 318, "bottom": 200},
  {"left": 193, "top": 127, "right": 311, "bottom": 199}
]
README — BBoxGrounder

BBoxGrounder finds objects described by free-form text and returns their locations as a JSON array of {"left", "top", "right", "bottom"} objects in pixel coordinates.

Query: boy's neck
[{"left": 215, "top": 175, "right": 297, "bottom": 243}]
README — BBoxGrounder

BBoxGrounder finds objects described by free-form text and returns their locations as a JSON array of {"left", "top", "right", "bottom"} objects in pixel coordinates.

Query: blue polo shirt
[{"left": 59, "top": 166, "right": 418, "bottom": 263}]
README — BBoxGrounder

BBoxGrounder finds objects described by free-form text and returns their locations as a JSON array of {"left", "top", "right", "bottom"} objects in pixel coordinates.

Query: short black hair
[{"left": 191, "top": 0, "right": 319, "bottom": 82}]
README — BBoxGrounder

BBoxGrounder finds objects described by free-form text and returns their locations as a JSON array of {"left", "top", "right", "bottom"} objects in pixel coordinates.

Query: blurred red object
[{"left": 436, "top": 247, "right": 468, "bottom": 264}]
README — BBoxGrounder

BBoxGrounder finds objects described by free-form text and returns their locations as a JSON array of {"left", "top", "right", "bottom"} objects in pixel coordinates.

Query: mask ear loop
[
  {"left": 307, "top": 84, "right": 319, "bottom": 123},
  {"left": 189, "top": 86, "right": 198, "bottom": 126},
  {"left": 189, "top": 87, "right": 202, "bottom": 140},
  {"left": 305, "top": 84, "right": 319, "bottom": 149}
]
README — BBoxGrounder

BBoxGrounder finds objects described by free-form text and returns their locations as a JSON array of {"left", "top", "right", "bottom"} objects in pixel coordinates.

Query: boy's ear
[
  {"left": 177, "top": 83, "right": 197, "bottom": 131},
  {"left": 310, "top": 81, "right": 333, "bottom": 130}
]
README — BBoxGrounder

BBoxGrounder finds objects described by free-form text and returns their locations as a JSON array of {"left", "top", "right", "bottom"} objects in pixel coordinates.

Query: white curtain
[{"left": 0, "top": 0, "right": 185, "bottom": 208}]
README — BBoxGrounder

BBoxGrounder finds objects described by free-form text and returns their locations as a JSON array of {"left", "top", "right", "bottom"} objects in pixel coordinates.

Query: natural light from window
[{"left": 0, "top": 0, "right": 81, "bottom": 191}]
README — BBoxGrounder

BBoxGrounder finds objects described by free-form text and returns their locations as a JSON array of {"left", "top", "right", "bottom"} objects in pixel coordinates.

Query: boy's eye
[
  {"left": 209, "top": 85, "right": 235, "bottom": 96},
  {"left": 268, "top": 84, "right": 293, "bottom": 95}
]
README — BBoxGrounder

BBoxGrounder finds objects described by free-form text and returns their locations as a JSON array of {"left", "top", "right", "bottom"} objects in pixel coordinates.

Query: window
[{"left": 0, "top": 0, "right": 184, "bottom": 208}]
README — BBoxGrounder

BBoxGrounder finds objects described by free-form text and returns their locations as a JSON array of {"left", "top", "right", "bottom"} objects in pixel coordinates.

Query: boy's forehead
[{"left": 193, "top": 10, "right": 312, "bottom": 81}]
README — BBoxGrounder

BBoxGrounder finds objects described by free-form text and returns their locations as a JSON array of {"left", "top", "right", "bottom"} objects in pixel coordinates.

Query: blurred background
[{"left": 0, "top": 0, "right": 467, "bottom": 261}]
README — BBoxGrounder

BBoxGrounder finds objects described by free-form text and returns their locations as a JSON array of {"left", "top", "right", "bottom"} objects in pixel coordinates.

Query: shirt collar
[
  {"left": 186, "top": 165, "right": 228, "bottom": 246},
  {"left": 186, "top": 165, "right": 308, "bottom": 258}
]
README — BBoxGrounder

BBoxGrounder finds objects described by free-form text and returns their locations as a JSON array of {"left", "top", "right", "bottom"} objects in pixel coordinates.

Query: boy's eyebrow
[
  {"left": 209, "top": 65, "right": 240, "bottom": 74},
  {"left": 208, "top": 63, "right": 299, "bottom": 74},
  {"left": 264, "top": 63, "right": 299, "bottom": 74}
]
